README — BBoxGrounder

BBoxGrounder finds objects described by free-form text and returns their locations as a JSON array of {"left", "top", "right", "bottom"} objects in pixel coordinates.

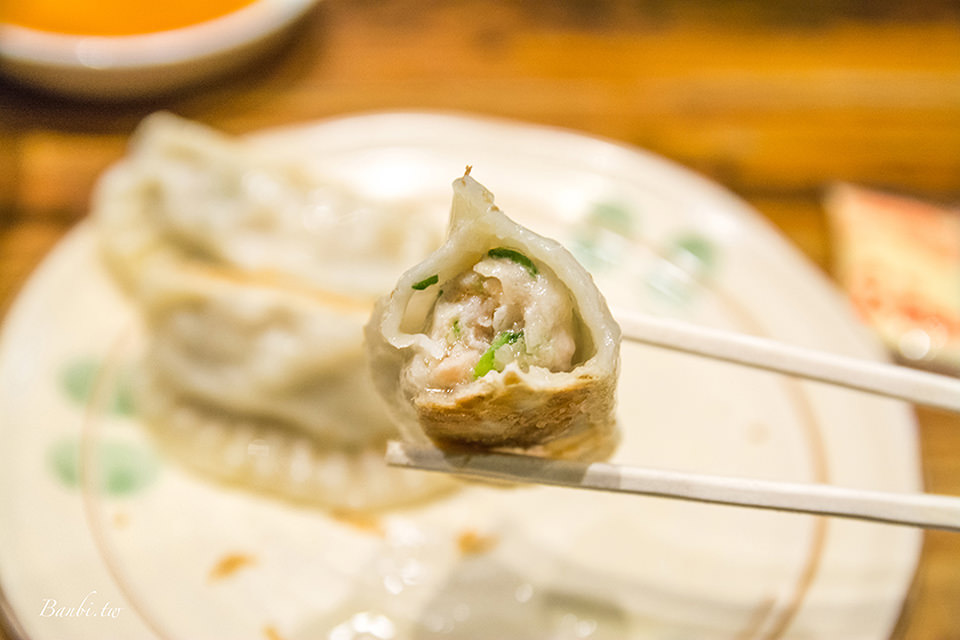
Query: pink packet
[{"left": 826, "top": 184, "right": 960, "bottom": 374}]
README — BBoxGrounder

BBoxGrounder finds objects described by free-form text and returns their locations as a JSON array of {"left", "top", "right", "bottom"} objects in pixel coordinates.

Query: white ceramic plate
[
  {"left": 0, "top": 112, "right": 922, "bottom": 640},
  {"left": 0, "top": 0, "right": 317, "bottom": 99}
]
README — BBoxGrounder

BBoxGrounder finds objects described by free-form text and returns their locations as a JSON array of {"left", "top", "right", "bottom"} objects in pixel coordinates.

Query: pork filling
[{"left": 406, "top": 249, "right": 578, "bottom": 390}]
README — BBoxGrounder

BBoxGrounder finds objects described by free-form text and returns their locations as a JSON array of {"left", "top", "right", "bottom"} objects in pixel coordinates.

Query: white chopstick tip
[
  {"left": 386, "top": 440, "right": 463, "bottom": 473},
  {"left": 385, "top": 441, "right": 960, "bottom": 532},
  {"left": 385, "top": 439, "right": 409, "bottom": 466}
]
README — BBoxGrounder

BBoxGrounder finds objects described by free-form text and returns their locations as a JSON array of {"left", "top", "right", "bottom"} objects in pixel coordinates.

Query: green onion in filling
[
  {"left": 473, "top": 330, "right": 524, "bottom": 379},
  {"left": 412, "top": 274, "right": 439, "bottom": 290},
  {"left": 487, "top": 247, "right": 538, "bottom": 276}
]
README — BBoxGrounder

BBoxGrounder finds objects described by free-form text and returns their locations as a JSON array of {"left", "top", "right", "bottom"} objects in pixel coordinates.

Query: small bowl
[{"left": 0, "top": 0, "right": 317, "bottom": 100}]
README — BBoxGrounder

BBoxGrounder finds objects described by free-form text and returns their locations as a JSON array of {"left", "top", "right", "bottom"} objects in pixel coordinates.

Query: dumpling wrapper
[
  {"left": 133, "top": 369, "right": 453, "bottom": 513},
  {"left": 93, "top": 113, "right": 455, "bottom": 511},
  {"left": 96, "top": 112, "right": 439, "bottom": 299},
  {"left": 94, "top": 112, "right": 417, "bottom": 446},
  {"left": 366, "top": 172, "right": 621, "bottom": 461}
]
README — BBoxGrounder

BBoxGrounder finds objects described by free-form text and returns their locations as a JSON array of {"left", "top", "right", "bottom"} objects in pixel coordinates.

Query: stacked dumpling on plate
[{"left": 93, "top": 113, "right": 456, "bottom": 512}]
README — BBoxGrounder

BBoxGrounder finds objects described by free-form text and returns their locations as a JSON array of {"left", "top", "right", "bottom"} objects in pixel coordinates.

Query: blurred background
[{"left": 1, "top": 0, "right": 958, "bottom": 637}]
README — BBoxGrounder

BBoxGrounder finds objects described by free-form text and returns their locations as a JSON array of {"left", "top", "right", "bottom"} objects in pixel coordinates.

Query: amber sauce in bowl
[
  {"left": 2, "top": 0, "right": 259, "bottom": 36},
  {"left": 0, "top": 0, "right": 316, "bottom": 98}
]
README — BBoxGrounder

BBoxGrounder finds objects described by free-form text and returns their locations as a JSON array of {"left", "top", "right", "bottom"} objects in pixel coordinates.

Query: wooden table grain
[{"left": 1, "top": 1, "right": 958, "bottom": 638}]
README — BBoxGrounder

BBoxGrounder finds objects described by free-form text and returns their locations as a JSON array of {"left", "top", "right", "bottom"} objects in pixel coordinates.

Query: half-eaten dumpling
[{"left": 366, "top": 170, "right": 621, "bottom": 461}]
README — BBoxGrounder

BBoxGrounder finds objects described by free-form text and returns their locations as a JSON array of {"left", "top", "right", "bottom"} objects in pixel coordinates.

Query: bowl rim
[{"left": 0, "top": 0, "right": 317, "bottom": 70}]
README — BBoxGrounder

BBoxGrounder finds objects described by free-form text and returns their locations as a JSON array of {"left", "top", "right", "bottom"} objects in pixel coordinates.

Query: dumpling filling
[{"left": 406, "top": 250, "right": 578, "bottom": 392}]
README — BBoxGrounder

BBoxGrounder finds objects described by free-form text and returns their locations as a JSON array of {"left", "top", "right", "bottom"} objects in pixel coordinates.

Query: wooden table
[{"left": 1, "top": 1, "right": 958, "bottom": 638}]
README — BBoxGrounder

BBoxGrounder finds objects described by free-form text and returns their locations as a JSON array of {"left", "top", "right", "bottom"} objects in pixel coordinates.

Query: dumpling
[
  {"left": 366, "top": 170, "right": 621, "bottom": 461},
  {"left": 97, "top": 112, "right": 438, "bottom": 299},
  {"left": 94, "top": 113, "right": 455, "bottom": 511}
]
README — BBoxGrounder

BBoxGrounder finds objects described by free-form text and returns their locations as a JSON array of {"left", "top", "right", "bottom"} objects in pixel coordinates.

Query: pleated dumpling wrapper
[
  {"left": 94, "top": 113, "right": 454, "bottom": 511},
  {"left": 366, "top": 171, "right": 621, "bottom": 461}
]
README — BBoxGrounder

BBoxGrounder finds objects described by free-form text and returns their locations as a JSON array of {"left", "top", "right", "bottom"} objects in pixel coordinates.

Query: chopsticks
[
  {"left": 386, "top": 312, "right": 960, "bottom": 531},
  {"left": 387, "top": 441, "right": 960, "bottom": 532},
  {"left": 614, "top": 310, "right": 960, "bottom": 413}
]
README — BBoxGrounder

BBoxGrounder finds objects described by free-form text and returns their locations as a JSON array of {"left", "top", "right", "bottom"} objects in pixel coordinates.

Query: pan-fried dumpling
[
  {"left": 94, "top": 113, "right": 454, "bottom": 511},
  {"left": 366, "top": 171, "right": 621, "bottom": 461}
]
